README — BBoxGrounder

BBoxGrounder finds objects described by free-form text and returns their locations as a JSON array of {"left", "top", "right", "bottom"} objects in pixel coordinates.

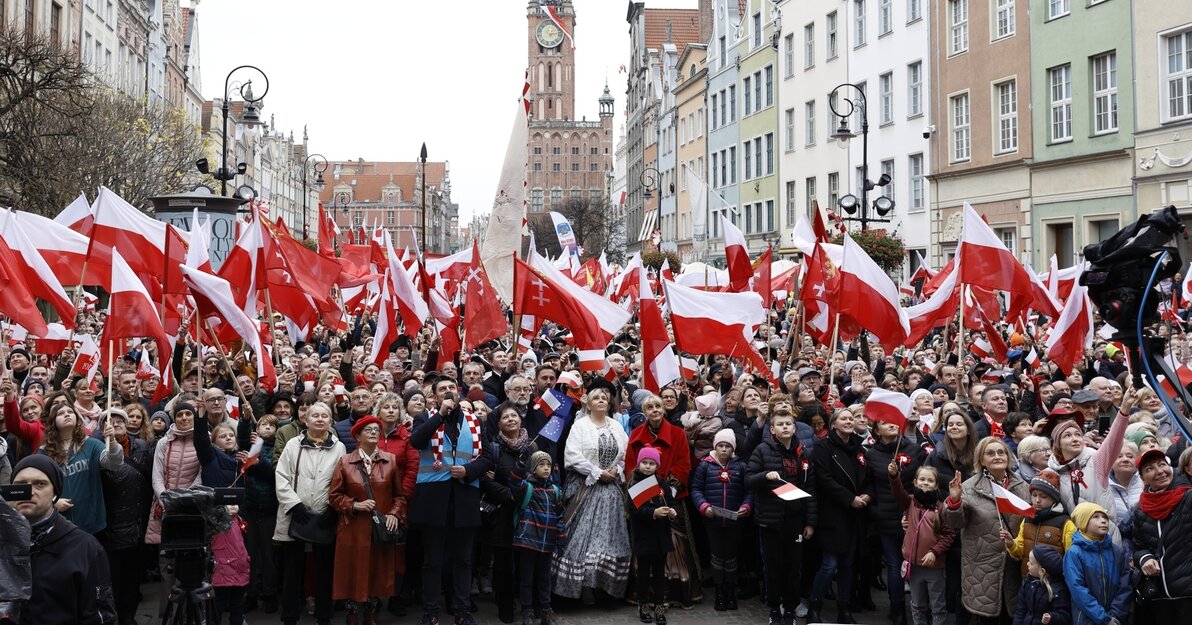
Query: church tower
[{"left": 527, "top": 0, "right": 576, "bottom": 121}]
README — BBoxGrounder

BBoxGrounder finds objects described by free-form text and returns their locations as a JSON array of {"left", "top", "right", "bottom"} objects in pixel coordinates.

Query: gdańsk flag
[
  {"left": 864, "top": 388, "right": 913, "bottom": 429},
  {"left": 721, "top": 215, "right": 752, "bottom": 292},
  {"left": 838, "top": 233, "right": 909, "bottom": 351},
  {"left": 638, "top": 265, "right": 680, "bottom": 393},
  {"left": 664, "top": 279, "right": 769, "bottom": 376},
  {"left": 179, "top": 264, "right": 277, "bottom": 393}
]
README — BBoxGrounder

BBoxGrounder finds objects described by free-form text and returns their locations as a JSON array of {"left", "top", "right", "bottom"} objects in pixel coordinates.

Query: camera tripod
[{"left": 160, "top": 552, "right": 216, "bottom": 625}]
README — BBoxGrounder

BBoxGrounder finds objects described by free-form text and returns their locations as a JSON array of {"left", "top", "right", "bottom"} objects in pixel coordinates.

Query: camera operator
[{"left": 9, "top": 455, "right": 115, "bottom": 624}]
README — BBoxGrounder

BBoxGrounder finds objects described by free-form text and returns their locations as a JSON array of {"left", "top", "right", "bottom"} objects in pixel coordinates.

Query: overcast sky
[{"left": 197, "top": 0, "right": 696, "bottom": 225}]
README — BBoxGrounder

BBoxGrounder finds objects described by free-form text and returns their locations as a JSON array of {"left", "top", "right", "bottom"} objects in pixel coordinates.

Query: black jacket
[
  {"left": 745, "top": 437, "right": 816, "bottom": 529},
  {"left": 811, "top": 430, "right": 869, "bottom": 553},
  {"left": 98, "top": 436, "right": 153, "bottom": 551},
  {"left": 865, "top": 436, "right": 925, "bottom": 535},
  {"left": 408, "top": 408, "right": 494, "bottom": 528},
  {"left": 23, "top": 511, "right": 116, "bottom": 625},
  {"left": 1132, "top": 487, "right": 1192, "bottom": 600},
  {"left": 629, "top": 469, "right": 676, "bottom": 556},
  {"left": 479, "top": 437, "right": 537, "bottom": 548}
]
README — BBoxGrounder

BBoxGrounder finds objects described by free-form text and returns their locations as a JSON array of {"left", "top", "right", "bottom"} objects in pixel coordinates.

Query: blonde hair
[{"left": 1030, "top": 550, "right": 1056, "bottom": 601}]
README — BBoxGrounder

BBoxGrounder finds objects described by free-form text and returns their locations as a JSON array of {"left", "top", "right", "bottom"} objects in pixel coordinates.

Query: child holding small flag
[
  {"left": 745, "top": 408, "right": 816, "bottom": 625},
  {"left": 1000, "top": 469, "right": 1075, "bottom": 578},
  {"left": 629, "top": 446, "right": 676, "bottom": 625},
  {"left": 689, "top": 428, "right": 752, "bottom": 611},
  {"left": 511, "top": 450, "right": 565, "bottom": 625}
]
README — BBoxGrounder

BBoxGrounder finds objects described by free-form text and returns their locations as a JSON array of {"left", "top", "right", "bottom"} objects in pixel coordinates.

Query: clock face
[{"left": 536, "top": 20, "right": 564, "bottom": 48}]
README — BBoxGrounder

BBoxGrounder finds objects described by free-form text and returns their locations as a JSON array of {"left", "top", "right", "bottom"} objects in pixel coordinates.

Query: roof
[
  {"left": 318, "top": 161, "right": 448, "bottom": 204},
  {"left": 643, "top": 8, "right": 701, "bottom": 55}
]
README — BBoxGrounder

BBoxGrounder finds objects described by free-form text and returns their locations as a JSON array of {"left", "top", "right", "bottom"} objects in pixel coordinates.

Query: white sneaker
[{"left": 795, "top": 599, "right": 809, "bottom": 618}]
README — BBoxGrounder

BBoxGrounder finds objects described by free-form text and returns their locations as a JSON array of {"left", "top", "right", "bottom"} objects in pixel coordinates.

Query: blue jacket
[
  {"left": 510, "top": 473, "right": 565, "bottom": 553},
  {"left": 194, "top": 415, "right": 239, "bottom": 488},
  {"left": 1012, "top": 546, "right": 1071, "bottom": 625},
  {"left": 1063, "top": 531, "right": 1132, "bottom": 625},
  {"left": 689, "top": 454, "right": 753, "bottom": 527}
]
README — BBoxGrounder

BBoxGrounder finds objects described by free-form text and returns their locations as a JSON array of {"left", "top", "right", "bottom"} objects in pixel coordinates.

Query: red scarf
[
  {"left": 986, "top": 414, "right": 1004, "bottom": 439},
  {"left": 1139, "top": 485, "right": 1191, "bottom": 520}
]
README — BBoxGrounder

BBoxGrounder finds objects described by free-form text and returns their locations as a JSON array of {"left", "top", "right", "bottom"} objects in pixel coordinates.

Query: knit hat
[
  {"left": 150, "top": 410, "right": 172, "bottom": 426},
  {"left": 529, "top": 450, "right": 552, "bottom": 471},
  {"left": 695, "top": 394, "right": 719, "bottom": 417},
  {"left": 6, "top": 347, "right": 28, "bottom": 366},
  {"left": 927, "top": 383, "right": 955, "bottom": 400},
  {"left": 401, "top": 388, "right": 425, "bottom": 406},
  {"left": 1029, "top": 469, "right": 1062, "bottom": 505},
  {"left": 637, "top": 446, "right": 662, "bottom": 467},
  {"left": 173, "top": 402, "right": 197, "bottom": 418},
  {"left": 713, "top": 428, "right": 737, "bottom": 451},
  {"left": 1050, "top": 419, "right": 1083, "bottom": 456},
  {"left": 12, "top": 454, "right": 63, "bottom": 498},
  {"left": 844, "top": 360, "right": 864, "bottom": 376},
  {"left": 1031, "top": 545, "right": 1065, "bottom": 578},
  {"left": 1125, "top": 423, "right": 1159, "bottom": 449},
  {"left": 349, "top": 415, "right": 383, "bottom": 439},
  {"left": 101, "top": 408, "right": 128, "bottom": 424},
  {"left": 1070, "top": 501, "right": 1108, "bottom": 535}
]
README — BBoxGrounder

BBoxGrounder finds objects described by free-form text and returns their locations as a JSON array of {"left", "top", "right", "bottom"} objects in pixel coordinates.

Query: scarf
[
  {"left": 74, "top": 401, "right": 102, "bottom": 434},
  {"left": 1139, "top": 485, "right": 1191, "bottom": 521},
  {"left": 1057, "top": 455, "right": 1088, "bottom": 501},
  {"left": 913, "top": 486, "right": 941, "bottom": 508},
  {"left": 430, "top": 406, "right": 482, "bottom": 470},
  {"left": 358, "top": 447, "right": 379, "bottom": 476},
  {"left": 985, "top": 413, "right": 1004, "bottom": 439},
  {"left": 498, "top": 428, "right": 530, "bottom": 453}
]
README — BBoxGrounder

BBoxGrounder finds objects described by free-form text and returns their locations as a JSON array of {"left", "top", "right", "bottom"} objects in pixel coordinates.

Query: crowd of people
[{"left": 3, "top": 305, "right": 1192, "bottom": 625}]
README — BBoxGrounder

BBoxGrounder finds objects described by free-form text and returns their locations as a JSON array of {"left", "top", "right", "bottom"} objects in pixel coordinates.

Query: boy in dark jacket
[
  {"left": 690, "top": 429, "right": 753, "bottom": 611},
  {"left": 630, "top": 446, "right": 676, "bottom": 625},
  {"left": 745, "top": 408, "right": 817, "bottom": 625},
  {"left": 511, "top": 450, "right": 564, "bottom": 625},
  {"left": 1013, "top": 545, "right": 1071, "bottom": 625}
]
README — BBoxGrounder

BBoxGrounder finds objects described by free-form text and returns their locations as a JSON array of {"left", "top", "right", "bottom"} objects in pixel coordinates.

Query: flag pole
[
  {"left": 105, "top": 339, "right": 115, "bottom": 414},
  {"left": 829, "top": 312, "right": 841, "bottom": 355},
  {"left": 263, "top": 290, "right": 281, "bottom": 367},
  {"left": 958, "top": 285, "right": 966, "bottom": 366},
  {"left": 204, "top": 320, "right": 255, "bottom": 424}
]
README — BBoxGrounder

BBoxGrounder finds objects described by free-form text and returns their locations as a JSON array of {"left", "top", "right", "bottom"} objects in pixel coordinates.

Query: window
[
  {"left": 729, "top": 86, "right": 737, "bottom": 121},
  {"left": 784, "top": 34, "right": 795, "bottom": 77},
  {"left": 730, "top": 147, "right": 737, "bottom": 183},
  {"left": 995, "top": 227, "right": 1017, "bottom": 257},
  {"left": 827, "top": 11, "right": 838, "bottom": 59},
  {"left": 744, "top": 141, "right": 753, "bottom": 181},
  {"left": 712, "top": 153, "right": 719, "bottom": 187},
  {"left": 805, "top": 177, "right": 817, "bottom": 215},
  {"left": 531, "top": 189, "right": 544, "bottom": 213},
  {"left": 880, "top": 160, "right": 895, "bottom": 202},
  {"left": 533, "top": 146, "right": 542, "bottom": 155},
  {"left": 719, "top": 36, "right": 726, "bottom": 67},
  {"left": 951, "top": 93, "right": 971, "bottom": 161},
  {"left": 1093, "top": 52, "right": 1118, "bottom": 133},
  {"left": 765, "top": 133, "right": 774, "bottom": 175},
  {"left": 787, "top": 181, "right": 797, "bottom": 222},
  {"left": 1048, "top": 0, "right": 1069, "bottom": 19},
  {"left": 552, "top": 146, "right": 561, "bottom": 155},
  {"left": 50, "top": 3, "right": 62, "bottom": 48},
  {"left": 590, "top": 163, "right": 599, "bottom": 171},
  {"left": 950, "top": 0, "right": 968, "bottom": 54},
  {"left": 765, "top": 66, "right": 773, "bottom": 107},
  {"left": 711, "top": 94, "right": 719, "bottom": 130},
  {"left": 996, "top": 80, "right": 1018, "bottom": 153},
  {"left": 879, "top": 0, "right": 892, "bottom": 35},
  {"left": 909, "top": 154, "right": 924, "bottom": 211},
  {"left": 1089, "top": 218, "right": 1120, "bottom": 244},
  {"left": 753, "top": 12, "right": 762, "bottom": 49},
  {"left": 1166, "top": 31, "right": 1192, "bottom": 121},
  {"left": 907, "top": 62, "right": 923, "bottom": 117},
  {"left": 532, "top": 162, "right": 543, "bottom": 171},
  {"left": 785, "top": 108, "right": 796, "bottom": 151},
  {"left": 1049, "top": 64, "right": 1072, "bottom": 142},
  {"left": 591, "top": 147, "right": 599, "bottom": 155},
  {"left": 908, "top": 0, "right": 922, "bottom": 22},
  {"left": 828, "top": 173, "right": 840, "bottom": 210},
  {"left": 571, "top": 146, "right": 580, "bottom": 155},
  {"left": 746, "top": 204, "right": 754, "bottom": 233},
  {"left": 744, "top": 76, "right": 752, "bottom": 115},
  {"left": 765, "top": 200, "right": 775, "bottom": 232},
  {"left": 387, "top": 211, "right": 395, "bottom": 226},
  {"left": 995, "top": 0, "right": 1014, "bottom": 39},
  {"left": 805, "top": 100, "right": 817, "bottom": 146},
  {"left": 855, "top": 0, "right": 867, "bottom": 46},
  {"left": 804, "top": 24, "right": 815, "bottom": 69},
  {"left": 755, "top": 70, "right": 764, "bottom": 110},
  {"left": 879, "top": 72, "right": 893, "bottom": 125},
  {"left": 552, "top": 163, "right": 561, "bottom": 172},
  {"left": 551, "top": 188, "right": 563, "bottom": 209}
]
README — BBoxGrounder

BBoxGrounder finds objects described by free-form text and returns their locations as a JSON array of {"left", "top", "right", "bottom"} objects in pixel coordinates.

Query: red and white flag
[
  {"left": 218, "top": 213, "right": 266, "bottom": 318},
  {"left": 368, "top": 273, "right": 398, "bottom": 366},
  {"left": 839, "top": 233, "right": 909, "bottom": 350},
  {"left": 639, "top": 263, "right": 680, "bottom": 393},
  {"left": 15, "top": 209, "right": 101, "bottom": 287},
  {"left": 664, "top": 279, "right": 770, "bottom": 377},
  {"left": 0, "top": 210, "right": 77, "bottom": 327},
  {"left": 184, "top": 210, "right": 214, "bottom": 273},
  {"left": 904, "top": 267, "right": 960, "bottom": 346},
  {"left": 865, "top": 388, "right": 912, "bottom": 429},
  {"left": 0, "top": 232, "right": 49, "bottom": 337},
  {"left": 991, "top": 482, "right": 1035, "bottom": 518},
  {"left": 680, "top": 357, "right": 700, "bottom": 380},
  {"left": 99, "top": 250, "right": 173, "bottom": 400},
  {"left": 542, "top": 2, "right": 576, "bottom": 49},
  {"left": 628, "top": 474, "right": 664, "bottom": 508},
  {"left": 385, "top": 233, "right": 429, "bottom": 336},
  {"left": 958, "top": 202, "right": 1058, "bottom": 320},
  {"left": 179, "top": 264, "right": 277, "bottom": 393},
  {"left": 71, "top": 334, "right": 101, "bottom": 383},
  {"left": 1024, "top": 348, "right": 1040, "bottom": 368},
  {"left": 135, "top": 353, "right": 160, "bottom": 380},
  {"left": 1045, "top": 282, "right": 1094, "bottom": 375},
  {"left": 773, "top": 482, "right": 812, "bottom": 501},
  {"left": 462, "top": 239, "right": 507, "bottom": 352},
  {"left": 34, "top": 323, "right": 73, "bottom": 354},
  {"left": 971, "top": 336, "right": 993, "bottom": 360},
  {"left": 54, "top": 192, "right": 94, "bottom": 235},
  {"left": 721, "top": 215, "right": 752, "bottom": 292}
]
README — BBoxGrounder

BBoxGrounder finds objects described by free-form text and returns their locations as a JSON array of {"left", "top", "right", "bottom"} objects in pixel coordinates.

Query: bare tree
[{"left": 528, "top": 197, "right": 610, "bottom": 259}]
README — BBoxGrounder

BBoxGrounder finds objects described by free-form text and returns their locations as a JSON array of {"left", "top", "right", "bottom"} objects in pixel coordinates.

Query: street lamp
[
  {"left": 419, "top": 143, "right": 428, "bottom": 256},
  {"left": 828, "top": 83, "right": 894, "bottom": 231},
  {"left": 198, "top": 65, "right": 268, "bottom": 197},
  {"left": 301, "top": 153, "right": 327, "bottom": 240},
  {"left": 640, "top": 166, "right": 660, "bottom": 248}
]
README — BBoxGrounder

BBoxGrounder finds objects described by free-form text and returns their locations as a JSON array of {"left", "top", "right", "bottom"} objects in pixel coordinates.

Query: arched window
[
  {"left": 547, "top": 63, "right": 553, "bottom": 88},
  {"left": 537, "top": 62, "right": 545, "bottom": 91}
]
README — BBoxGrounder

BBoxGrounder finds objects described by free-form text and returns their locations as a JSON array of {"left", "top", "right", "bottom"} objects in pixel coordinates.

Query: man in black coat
[
  {"left": 95, "top": 410, "right": 153, "bottom": 625},
  {"left": 10, "top": 454, "right": 115, "bottom": 625},
  {"left": 409, "top": 377, "right": 494, "bottom": 625}
]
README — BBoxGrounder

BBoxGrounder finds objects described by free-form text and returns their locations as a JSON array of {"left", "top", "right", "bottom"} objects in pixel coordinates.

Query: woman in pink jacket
[{"left": 145, "top": 402, "right": 202, "bottom": 617}]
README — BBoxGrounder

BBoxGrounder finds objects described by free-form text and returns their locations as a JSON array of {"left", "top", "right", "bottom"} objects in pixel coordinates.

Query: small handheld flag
[
  {"left": 538, "top": 415, "right": 565, "bottom": 443},
  {"left": 628, "top": 474, "right": 664, "bottom": 508},
  {"left": 534, "top": 388, "right": 573, "bottom": 418},
  {"left": 991, "top": 482, "right": 1034, "bottom": 518},
  {"left": 772, "top": 482, "right": 812, "bottom": 501}
]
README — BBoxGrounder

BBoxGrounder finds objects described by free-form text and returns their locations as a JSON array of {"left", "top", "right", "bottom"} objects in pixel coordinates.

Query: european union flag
[{"left": 539, "top": 415, "right": 565, "bottom": 443}]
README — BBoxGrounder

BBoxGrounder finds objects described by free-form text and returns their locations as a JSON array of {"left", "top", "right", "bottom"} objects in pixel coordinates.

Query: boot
[
  {"left": 713, "top": 585, "right": 727, "bottom": 611},
  {"left": 522, "top": 610, "right": 537, "bottom": 625},
  {"left": 725, "top": 587, "right": 738, "bottom": 611},
  {"left": 539, "top": 608, "right": 558, "bottom": 625},
  {"left": 654, "top": 602, "right": 668, "bottom": 625},
  {"left": 767, "top": 609, "right": 783, "bottom": 625},
  {"left": 363, "top": 607, "right": 379, "bottom": 625},
  {"left": 836, "top": 600, "right": 857, "bottom": 624},
  {"left": 890, "top": 602, "right": 907, "bottom": 625},
  {"left": 807, "top": 600, "right": 823, "bottom": 623},
  {"left": 639, "top": 603, "right": 655, "bottom": 623}
]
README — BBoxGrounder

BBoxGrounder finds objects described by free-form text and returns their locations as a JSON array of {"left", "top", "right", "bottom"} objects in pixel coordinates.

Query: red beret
[{"left": 350, "top": 415, "right": 384, "bottom": 439}]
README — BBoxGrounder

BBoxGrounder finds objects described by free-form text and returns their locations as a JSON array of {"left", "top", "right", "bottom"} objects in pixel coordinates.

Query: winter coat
[
  {"left": 942, "top": 471, "right": 1029, "bottom": 618},
  {"left": 0, "top": 499, "right": 31, "bottom": 613},
  {"left": 146, "top": 425, "right": 202, "bottom": 544},
  {"left": 479, "top": 436, "right": 537, "bottom": 548},
  {"left": 811, "top": 430, "right": 869, "bottom": 553},
  {"left": 407, "top": 409, "right": 494, "bottom": 528},
  {"left": 242, "top": 435, "right": 278, "bottom": 514},
  {"left": 3, "top": 399, "right": 43, "bottom": 453},
  {"left": 681, "top": 413, "right": 723, "bottom": 463},
  {"left": 511, "top": 473, "right": 565, "bottom": 553},
  {"left": 194, "top": 415, "right": 239, "bottom": 488},
  {"left": 210, "top": 522, "right": 250, "bottom": 588},
  {"left": 745, "top": 438, "right": 816, "bottom": 530},
  {"left": 329, "top": 449, "right": 405, "bottom": 601},
  {"left": 21, "top": 511, "right": 116, "bottom": 625},
  {"left": 925, "top": 446, "right": 974, "bottom": 498},
  {"left": 98, "top": 436, "right": 153, "bottom": 551},
  {"left": 1006, "top": 509, "right": 1076, "bottom": 578},
  {"left": 629, "top": 469, "right": 676, "bottom": 556},
  {"left": 1132, "top": 487, "right": 1192, "bottom": 600},
  {"left": 891, "top": 474, "right": 954, "bottom": 571},
  {"left": 272, "top": 433, "right": 346, "bottom": 542},
  {"left": 1012, "top": 572, "right": 1072, "bottom": 625},
  {"left": 1064, "top": 530, "right": 1132, "bottom": 625},
  {"left": 271, "top": 420, "right": 304, "bottom": 464},
  {"left": 377, "top": 422, "right": 420, "bottom": 501},
  {"left": 865, "top": 435, "right": 925, "bottom": 535},
  {"left": 690, "top": 454, "right": 753, "bottom": 527},
  {"left": 742, "top": 419, "right": 817, "bottom": 466},
  {"left": 626, "top": 419, "right": 692, "bottom": 499},
  {"left": 1046, "top": 412, "right": 1128, "bottom": 515}
]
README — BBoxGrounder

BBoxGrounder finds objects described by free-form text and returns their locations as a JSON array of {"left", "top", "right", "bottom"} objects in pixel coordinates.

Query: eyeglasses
[
  {"left": 359, "top": 426, "right": 381, "bottom": 433},
  {"left": 205, "top": 397, "right": 226, "bottom": 403}
]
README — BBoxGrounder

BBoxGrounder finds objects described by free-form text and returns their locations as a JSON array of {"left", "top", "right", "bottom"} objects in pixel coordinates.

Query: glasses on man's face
[{"left": 205, "top": 397, "right": 226, "bottom": 403}]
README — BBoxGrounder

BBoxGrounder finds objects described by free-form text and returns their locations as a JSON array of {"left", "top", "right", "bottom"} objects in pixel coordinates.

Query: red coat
[
  {"left": 377, "top": 423, "right": 419, "bottom": 500},
  {"left": 626, "top": 419, "right": 692, "bottom": 499},
  {"left": 329, "top": 450, "right": 408, "bottom": 602}
]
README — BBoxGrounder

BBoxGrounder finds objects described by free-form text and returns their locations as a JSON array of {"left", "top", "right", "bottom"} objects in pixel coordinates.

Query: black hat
[
  {"left": 12, "top": 454, "right": 63, "bottom": 497},
  {"left": 585, "top": 375, "right": 617, "bottom": 397}
]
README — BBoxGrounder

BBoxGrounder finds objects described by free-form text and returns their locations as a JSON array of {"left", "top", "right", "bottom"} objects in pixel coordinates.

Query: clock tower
[{"left": 527, "top": 0, "right": 575, "bottom": 121}]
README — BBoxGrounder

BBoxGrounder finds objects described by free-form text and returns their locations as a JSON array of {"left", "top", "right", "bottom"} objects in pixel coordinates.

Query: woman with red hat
[{"left": 329, "top": 415, "right": 408, "bottom": 625}]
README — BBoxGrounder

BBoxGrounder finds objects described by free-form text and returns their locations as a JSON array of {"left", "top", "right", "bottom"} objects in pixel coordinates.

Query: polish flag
[
  {"left": 664, "top": 279, "right": 770, "bottom": 377},
  {"left": 1045, "top": 282, "right": 1094, "bottom": 375},
  {"left": 218, "top": 213, "right": 266, "bottom": 318},
  {"left": 1024, "top": 349, "right": 1040, "bottom": 368},
  {"left": 135, "top": 353, "right": 160, "bottom": 380},
  {"left": 34, "top": 323, "right": 73, "bottom": 354},
  {"left": 660, "top": 258, "right": 675, "bottom": 282},
  {"left": 542, "top": 2, "right": 576, "bottom": 49},
  {"left": 99, "top": 250, "right": 173, "bottom": 400},
  {"left": 425, "top": 245, "right": 474, "bottom": 283},
  {"left": 991, "top": 482, "right": 1035, "bottom": 518},
  {"left": 752, "top": 246, "right": 773, "bottom": 306},
  {"left": 628, "top": 474, "right": 664, "bottom": 508},
  {"left": 680, "top": 357, "right": 700, "bottom": 379},
  {"left": 957, "top": 203, "right": 1057, "bottom": 319},
  {"left": 800, "top": 242, "right": 842, "bottom": 347},
  {"left": 184, "top": 209, "right": 213, "bottom": 273},
  {"left": 970, "top": 336, "right": 993, "bottom": 360},
  {"left": 900, "top": 251, "right": 937, "bottom": 297},
  {"left": 368, "top": 273, "right": 398, "bottom": 366},
  {"left": 384, "top": 233, "right": 429, "bottom": 336},
  {"left": 12, "top": 210, "right": 101, "bottom": 287},
  {"left": 71, "top": 334, "right": 101, "bottom": 383},
  {"left": 721, "top": 215, "right": 752, "bottom": 292},
  {"left": 0, "top": 233, "right": 50, "bottom": 337},
  {"left": 0, "top": 210, "right": 77, "bottom": 328},
  {"left": 54, "top": 193, "right": 94, "bottom": 235},
  {"left": 179, "top": 264, "right": 277, "bottom": 393},
  {"left": 904, "top": 267, "right": 960, "bottom": 346},
  {"left": 865, "top": 388, "right": 913, "bottom": 429},
  {"left": 639, "top": 263, "right": 680, "bottom": 393},
  {"left": 88, "top": 187, "right": 187, "bottom": 296},
  {"left": 838, "top": 233, "right": 909, "bottom": 351},
  {"left": 773, "top": 482, "right": 812, "bottom": 501}
]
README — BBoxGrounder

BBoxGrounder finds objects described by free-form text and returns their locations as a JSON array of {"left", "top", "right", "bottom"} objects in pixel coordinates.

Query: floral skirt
[{"left": 552, "top": 481, "right": 632, "bottom": 598}]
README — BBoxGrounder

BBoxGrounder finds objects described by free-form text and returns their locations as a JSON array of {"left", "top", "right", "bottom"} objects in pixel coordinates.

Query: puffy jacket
[
  {"left": 146, "top": 425, "right": 202, "bottom": 544},
  {"left": 210, "top": 522, "right": 250, "bottom": 588},
  {"left": 1132, "top": 487, "right": 1192, "bottom": 600},
  {"left": 1064, "top": 530, "right": 1131, "bottom": 625},
  {"left": 690, "top": 454, "right": 753, "bottom": 527},
  {"left": 745, "top": 437, "right": 816, "bottom": 530},
  {"left": 98, "top": 436, "right": 153, "bottom": 551},
  {"left": 942, "top": 471, "right": 1029, "bottom": 618},
  {"left": 510, "top": 473, "right": 565, "bottom": 553},
  {"left": 1012, "top": 547, "right": 1071, "bottom": 625},
  {"left": 272, "top": 433, "right": 346, "bottom": 542},
  {"left": 742, "top": 419, "right": 817, "bottom": 465},
  {"left": 811, "top": 430, "right": 868, "bottom": 553},
  {"left": 865, "top": 435, "right": 925, "bottom": 535}
]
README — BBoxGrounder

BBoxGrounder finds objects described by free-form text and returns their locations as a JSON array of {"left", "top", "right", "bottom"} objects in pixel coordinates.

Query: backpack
[{"left": 513, "top": 479, "right": 561, "bottom": 527}]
